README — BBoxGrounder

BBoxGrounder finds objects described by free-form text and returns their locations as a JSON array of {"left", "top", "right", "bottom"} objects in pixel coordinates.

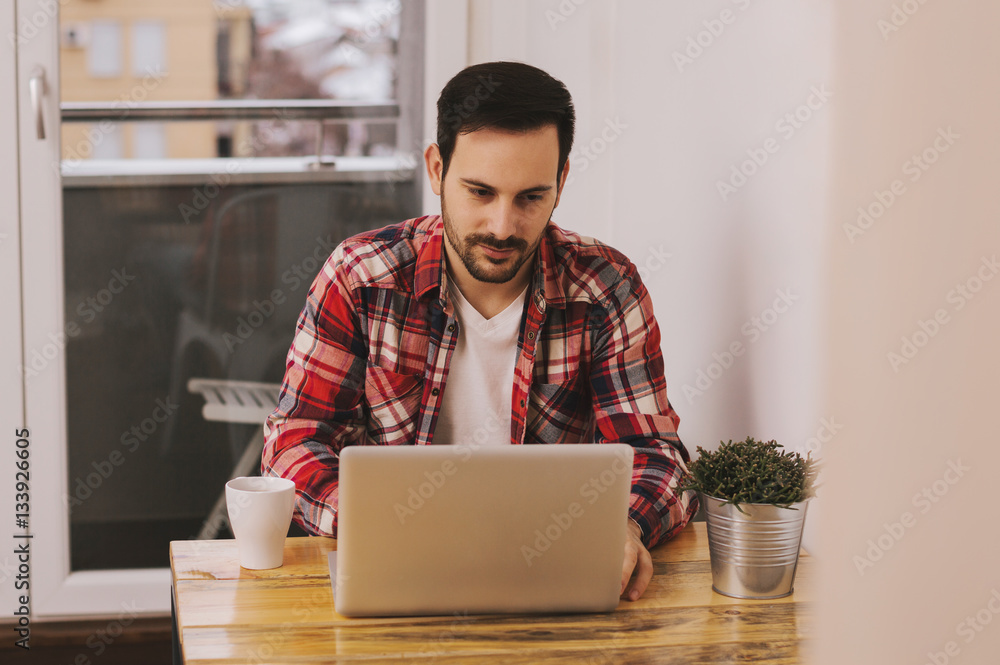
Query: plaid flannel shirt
[{"left": 262, "top": 215, "right": 698, "bottom": 548}]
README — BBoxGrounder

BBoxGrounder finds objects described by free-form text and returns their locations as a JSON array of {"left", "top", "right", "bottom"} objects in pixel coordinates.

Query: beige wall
[
  {"left": 818, "top": 1, "right": 1000, "bottom": 662},
  {"left": 59, "top": 0, "right": 217, "bottom": 159}
]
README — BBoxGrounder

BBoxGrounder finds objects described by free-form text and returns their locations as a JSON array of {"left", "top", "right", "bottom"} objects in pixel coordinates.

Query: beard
[{"left": 440, "top": 192, "right": 547, "bottom": 284}]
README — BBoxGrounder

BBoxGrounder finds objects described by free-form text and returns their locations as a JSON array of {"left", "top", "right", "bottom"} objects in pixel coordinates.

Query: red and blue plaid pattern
[{"left": 262, "top": 215, "right": 698, "bottom": 547}]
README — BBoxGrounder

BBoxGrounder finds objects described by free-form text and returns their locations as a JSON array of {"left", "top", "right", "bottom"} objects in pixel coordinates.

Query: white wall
[{"left": 428, "top": 0, "right": 834, "bottom": 547}]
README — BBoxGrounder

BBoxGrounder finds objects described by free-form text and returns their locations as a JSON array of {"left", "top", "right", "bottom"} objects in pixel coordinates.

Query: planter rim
[{"left": 699, "top": 492, "right": 812, "bottom": 508}]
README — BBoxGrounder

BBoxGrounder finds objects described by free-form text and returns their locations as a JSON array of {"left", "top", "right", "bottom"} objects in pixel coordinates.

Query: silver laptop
[{"left": 332, "top": 443, "right": 634, "bottom": 617}]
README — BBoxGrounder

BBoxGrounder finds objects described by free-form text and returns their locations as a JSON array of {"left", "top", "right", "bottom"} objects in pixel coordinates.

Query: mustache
[{"left": 467, "top": 234, "right": 528, "bottom": 251}]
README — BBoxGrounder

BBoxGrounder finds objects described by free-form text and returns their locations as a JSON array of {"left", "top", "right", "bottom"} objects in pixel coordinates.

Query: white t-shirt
[{"left": 434, "top": 278, "right": 528, "bottom": 446}]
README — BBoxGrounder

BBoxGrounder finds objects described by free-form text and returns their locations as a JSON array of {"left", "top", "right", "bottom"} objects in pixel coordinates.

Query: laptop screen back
[{"left": 334, "top": 443, "right": 634, "bottom": 617}]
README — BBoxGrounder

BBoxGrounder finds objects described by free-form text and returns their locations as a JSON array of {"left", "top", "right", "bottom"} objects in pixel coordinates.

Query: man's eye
[
  {"left": 469, "top": 188, "right": 491, "bottom": 197},
  {"left": 522, "top": 194, "right": 543, "bottom": 202}
]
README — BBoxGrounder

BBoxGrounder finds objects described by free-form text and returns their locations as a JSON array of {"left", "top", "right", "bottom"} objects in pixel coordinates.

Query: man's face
[{"left": 426, "top": 125, "right": 567, "bottom": 285}]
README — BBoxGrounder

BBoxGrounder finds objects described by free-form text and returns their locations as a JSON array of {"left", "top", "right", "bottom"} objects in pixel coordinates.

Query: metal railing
[
  {"left": 61, "top": 99, "right": 399, "bottom": 168},
  {"left": 60, "top": 99, "right": 398, "bottom": 122},
  {"left": 59, "top": 100, "right": 411, "bottom": 186}
]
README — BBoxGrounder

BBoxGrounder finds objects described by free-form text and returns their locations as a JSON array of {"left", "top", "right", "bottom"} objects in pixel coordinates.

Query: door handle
[{"left": 29, "top": 70, "right": 46, "bottom": 140}]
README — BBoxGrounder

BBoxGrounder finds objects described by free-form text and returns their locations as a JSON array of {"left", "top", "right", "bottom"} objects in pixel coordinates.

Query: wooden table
[{"left": 170, "top": 523, "right": 813, "bottom": 663}]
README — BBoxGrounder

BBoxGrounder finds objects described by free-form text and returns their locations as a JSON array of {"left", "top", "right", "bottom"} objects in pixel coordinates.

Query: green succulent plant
[{"left": 680, "top": 436, "right": 818, "bottom": 511}]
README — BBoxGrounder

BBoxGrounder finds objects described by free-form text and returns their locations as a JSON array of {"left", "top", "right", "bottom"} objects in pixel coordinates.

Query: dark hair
[{"left": 436, "top": 61, "right": 575, "bottom": 181}]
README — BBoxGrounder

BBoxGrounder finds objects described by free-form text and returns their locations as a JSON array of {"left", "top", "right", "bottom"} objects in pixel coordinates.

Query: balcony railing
[
  {"left": 59, "top": 100, "right": 414, "bottom": 187},
  {"left": 60, "top": 99, "right": 399, "bottom": 122}
]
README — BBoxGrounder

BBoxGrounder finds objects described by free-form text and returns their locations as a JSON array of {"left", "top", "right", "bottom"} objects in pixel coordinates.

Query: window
[
  {"left": 90, "top": 123, "right": 123, "bottom": 159},
  {"left": 88, "top": 21, "right": 123, "bottom": 78},
  {"left": 132, "top": 123, "right": 167, "bottom": 159},
  {"left": 57, "top": 0, "right": 424, "bottom": 581},
  {"left": 131, "top": 21, "right": 167, "bottom": 77}
]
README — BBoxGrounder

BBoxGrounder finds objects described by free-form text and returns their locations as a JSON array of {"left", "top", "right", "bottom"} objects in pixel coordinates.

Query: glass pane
[
  {"left": 133, "top": 123, "right": 167, "bottom": 159},
  {"left": 87, "top": 21, "right": 122, "bottom": 78},
  {"left": 130, "top": 21, "right": 167, "bottom": 77},
  {"left": 59, "top": 0, "right": 421, "bottom": 571},
  {"left": 89, "top": 123, "right": 123, "bottom": 159},
  {"left": 64, "top": 180, "right": 418, "bottom": 570}
]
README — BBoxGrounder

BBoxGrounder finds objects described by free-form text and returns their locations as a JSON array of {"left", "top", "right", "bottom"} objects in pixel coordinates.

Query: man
[{"left": 262, "top": 61, "right": 697, "bottom": 601}]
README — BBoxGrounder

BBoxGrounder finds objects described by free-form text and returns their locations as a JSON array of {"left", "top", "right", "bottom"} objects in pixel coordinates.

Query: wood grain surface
[{"left": 170, "top": 523, "right": 813, "bottom": 664}]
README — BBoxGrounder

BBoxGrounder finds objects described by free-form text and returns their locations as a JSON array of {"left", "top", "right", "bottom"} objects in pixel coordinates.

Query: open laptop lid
[{"left": 333, "top": 443, "right": 634, "bottom": 617}]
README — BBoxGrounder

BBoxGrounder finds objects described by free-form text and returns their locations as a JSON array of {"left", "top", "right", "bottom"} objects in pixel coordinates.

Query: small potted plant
[{"left": 681, "top": 437, "right": 818, "bottom": 599}]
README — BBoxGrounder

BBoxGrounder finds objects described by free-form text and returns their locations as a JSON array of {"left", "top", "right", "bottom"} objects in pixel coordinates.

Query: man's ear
[
  {"left": 553, "top": 159, "right": 570, "bottom": 209},
  {"left": 424, "top": 143, "right": 444, "bottom": 196}
]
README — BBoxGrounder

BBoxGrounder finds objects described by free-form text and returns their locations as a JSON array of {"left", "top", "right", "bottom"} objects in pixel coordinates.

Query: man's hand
[{"left": 621, "top": 519, "right": 653, "bottom": 601}]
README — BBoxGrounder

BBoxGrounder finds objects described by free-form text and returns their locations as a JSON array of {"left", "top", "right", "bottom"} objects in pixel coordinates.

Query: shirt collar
[
  {"left": 413, "top": 216, "right": 446, "bottom": 302},
  {"left": 533, "top": 224, "right": 567, "bottom": 309}
]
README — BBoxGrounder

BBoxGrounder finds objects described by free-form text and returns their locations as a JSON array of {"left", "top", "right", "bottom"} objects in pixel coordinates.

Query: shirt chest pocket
[
  {"left": 525, "top": 373, "right": 592, "bottom": 443},
  {"left": 364, "top": 361, "right": 423, "bottom": 443}
]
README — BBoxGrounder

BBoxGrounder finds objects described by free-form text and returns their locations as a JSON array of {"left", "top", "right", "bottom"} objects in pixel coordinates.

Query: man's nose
[{"left": 485, "top": 199, "right": 518, "bottom": 240}]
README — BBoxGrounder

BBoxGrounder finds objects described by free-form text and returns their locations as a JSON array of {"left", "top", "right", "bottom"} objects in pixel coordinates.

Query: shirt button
[
  {"left": 447, "top": 323, "right": 456, "bottom": 332},
  {"left": 519, "top": 399, "right": 525, "bottom": 408},
  {"left": 431, "top": 388, "right": 440, "bottom": 396},
  {"left": 527, "top": 331, "right": 535, "bottom": 340}
]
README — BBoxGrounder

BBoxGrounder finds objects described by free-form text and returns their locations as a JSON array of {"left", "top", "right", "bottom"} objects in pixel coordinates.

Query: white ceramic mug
[{"left": 225, "top": 476, "right": 296, "bottom": 569}]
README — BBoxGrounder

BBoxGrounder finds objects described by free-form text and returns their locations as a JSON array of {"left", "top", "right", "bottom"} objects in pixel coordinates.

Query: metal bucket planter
[{"left": 702, "top": 494, "right": 809, "bottom": 599}]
